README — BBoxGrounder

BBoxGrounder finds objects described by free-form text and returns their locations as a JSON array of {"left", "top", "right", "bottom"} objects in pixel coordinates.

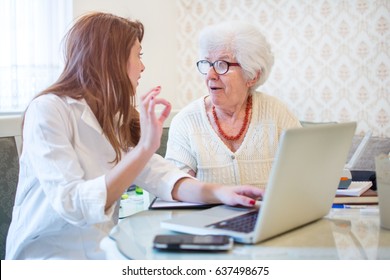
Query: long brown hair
[{"left": 34, "top": 12, "right": 144, "bottom": 163}]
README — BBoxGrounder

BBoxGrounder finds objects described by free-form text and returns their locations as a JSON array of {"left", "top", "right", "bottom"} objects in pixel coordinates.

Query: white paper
[{"left": 336, "top": 181, "right": 372, "bottom": 196}]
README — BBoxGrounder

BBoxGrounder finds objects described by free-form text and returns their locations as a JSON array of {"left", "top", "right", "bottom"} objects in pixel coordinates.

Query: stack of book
[{"left": 333, "top": 181, "right": 377, "bottom": 205}]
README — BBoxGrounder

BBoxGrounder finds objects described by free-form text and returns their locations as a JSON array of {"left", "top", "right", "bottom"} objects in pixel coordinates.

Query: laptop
[
  {"left": 161, "top": 122, "right": 357, "bottom": 244},
  {"left": 345, "top": 130, "right": 372, "bottom": 169}
]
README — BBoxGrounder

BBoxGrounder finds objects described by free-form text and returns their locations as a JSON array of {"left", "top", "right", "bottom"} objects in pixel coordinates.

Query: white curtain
[{"left": 0, "top": 0, "right": 73, "bottom": 113}]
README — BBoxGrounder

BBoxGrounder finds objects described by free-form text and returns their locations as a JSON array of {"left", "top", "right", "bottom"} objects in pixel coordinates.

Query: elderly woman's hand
[
  {"left": 213, "top": 185, "right": 264, "bottom": 207},
  {"left": 172, "top": 178, "right": 264, "bottom": 208}
]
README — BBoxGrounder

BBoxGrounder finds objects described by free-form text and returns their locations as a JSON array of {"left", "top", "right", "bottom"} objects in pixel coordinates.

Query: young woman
[{"left": 6, "top": 13, "right": 262, "bottom": 260}]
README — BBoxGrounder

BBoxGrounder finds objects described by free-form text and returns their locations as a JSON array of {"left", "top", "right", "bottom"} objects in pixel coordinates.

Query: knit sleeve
[
  {"left": 257, "top": 92, "right": 301, "bottom": 133},
  {"left": 275, "top": 100, "right": 302, "bottom": 133},
  {"left": 165, "top": 108, "right": 198, "bottom": 173}
]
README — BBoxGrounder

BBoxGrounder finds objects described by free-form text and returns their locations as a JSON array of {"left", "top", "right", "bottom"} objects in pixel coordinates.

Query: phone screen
[{"left": 153, "top": 234, "right": 233, "bottom": 251}]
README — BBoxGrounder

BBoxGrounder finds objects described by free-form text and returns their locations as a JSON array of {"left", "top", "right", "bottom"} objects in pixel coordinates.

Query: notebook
[
  {"left": 161, "top": 122, "right": 357, "bottom": 244},
  {"left": 336, "top": 181, "right": 372, "bottom": 196}
]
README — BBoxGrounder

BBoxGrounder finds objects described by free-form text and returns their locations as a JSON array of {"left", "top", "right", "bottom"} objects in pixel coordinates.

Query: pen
[
  {"left": 344, "top": 205, "right": 367, "bottom": 209},
  {"left": 332, "top": 204, "right": 368, "bottom": 209}
]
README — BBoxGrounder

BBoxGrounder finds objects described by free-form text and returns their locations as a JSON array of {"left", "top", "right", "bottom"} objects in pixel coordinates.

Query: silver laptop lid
[
  {"left": 253, "top": 122, "right": 356, "bottom": 242},
  {"left": 161, "top": 122, "right": 357, "bottom": 244}
]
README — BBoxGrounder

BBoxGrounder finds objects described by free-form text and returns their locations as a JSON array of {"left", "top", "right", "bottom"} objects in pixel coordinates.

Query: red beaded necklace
[{"left": 212, "top": 95, "right": 252, "bottom": 141}]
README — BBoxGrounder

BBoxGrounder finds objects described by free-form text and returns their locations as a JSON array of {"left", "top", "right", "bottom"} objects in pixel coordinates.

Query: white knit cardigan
[{"left": 165, "top": 92, "right": 301, "bottom": 189}]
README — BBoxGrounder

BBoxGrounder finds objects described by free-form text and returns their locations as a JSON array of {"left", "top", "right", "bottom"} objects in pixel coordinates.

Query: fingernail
[{"left": 249, "top": 200, "right": 255, "bottom": 205}]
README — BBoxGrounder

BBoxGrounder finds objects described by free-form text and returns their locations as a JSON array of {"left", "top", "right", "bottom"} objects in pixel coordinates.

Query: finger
[
  {"left": 147, "top": 95, "right": 157, "bottom": 125},
  {"left": 233, "top": 186, "right": 264, "bottom": 199},
  {"left": 159, "top": 102, "right": 172, "bottom": 124},
  {"left": 150, "top": 98, "right": 171, "bottom": 124},
  {"left": 150, "top": 97, "right": 170, "bottom": 108},
  {"left": 244, "top": 189, "right": 264, "bottom": 200},
  {"left": 146, "top": 96, "right": 167, "bottom": 123},
  {"left": 142, "top": 88, "right": 161, "bottom": 119},
  {"left": 141, "top": 86, "right": 161, "bottom": 101},
  {"left": 143, "top": 89, "right": 161, "bottom": 107},
  {"left": 232, "top": 194, "right": 257, "bottom": 207},
  {"left": 225, "top": 186, "right": 264, "bottom": 207}
]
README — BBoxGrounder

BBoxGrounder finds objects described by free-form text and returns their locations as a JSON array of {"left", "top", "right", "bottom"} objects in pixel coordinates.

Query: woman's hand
[
  {"left": 213, "top": 185, "right": 264, "bottom": 207},
  {"left": 138, "top": 86, "right": 171, "bottom": 153},
  {"left": 172, "top": 178, "right": 264, "bottom": 208}
]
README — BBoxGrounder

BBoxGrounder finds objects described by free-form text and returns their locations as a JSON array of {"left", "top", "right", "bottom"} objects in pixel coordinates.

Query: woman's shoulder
[
  {"left": 23, "top": 94, "right": 73, "bottom": 134},
  {"left": 27, "top": 94, "right": 86, "bottom": 122},
  {"left": 28, "top": 94, "right": 64, "bottom": 114},
  {"left": 254, "top": 91, "right": 281, "bottom": 102},
  {"left": 253, "top": 91, "right": 300, "bottom": 125},
  {"left": 253, "top": 91, "right": 291, "bottom": 108},
  {"left": 31, "top": 94, "right": 85, "bottom": 111},
  {"left": 31, "top": 93, "right": 61, "bottom": 104}
]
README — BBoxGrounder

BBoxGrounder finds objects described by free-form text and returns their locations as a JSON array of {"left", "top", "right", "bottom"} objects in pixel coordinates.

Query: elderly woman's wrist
[{"left": 204, "top": 183, "right": 224, "bottom": 204}]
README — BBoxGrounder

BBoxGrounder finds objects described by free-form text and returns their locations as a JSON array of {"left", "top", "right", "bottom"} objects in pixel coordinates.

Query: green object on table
[{"left": 135, "top": 185, "right": 143, "bottom": 195}]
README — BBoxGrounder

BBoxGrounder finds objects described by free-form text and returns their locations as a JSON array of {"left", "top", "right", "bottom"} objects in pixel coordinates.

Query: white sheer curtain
[{"left": 0, "top": 0, "right": 73, "bottom": 113}]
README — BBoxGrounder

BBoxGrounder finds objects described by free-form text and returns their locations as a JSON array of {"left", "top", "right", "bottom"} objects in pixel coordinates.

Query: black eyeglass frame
[{"left": 196, "top": 60, "right": 241, "bottom": 75}]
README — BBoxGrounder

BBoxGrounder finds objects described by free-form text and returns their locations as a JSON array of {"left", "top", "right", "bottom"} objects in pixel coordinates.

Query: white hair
[{"left": 199, "top": 21, "right": 274, "bottom": 91}]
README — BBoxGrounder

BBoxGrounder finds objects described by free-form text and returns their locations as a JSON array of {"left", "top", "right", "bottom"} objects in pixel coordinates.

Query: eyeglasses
[{"left": 196, "top": 60, "right": 241, "bottom": 75}]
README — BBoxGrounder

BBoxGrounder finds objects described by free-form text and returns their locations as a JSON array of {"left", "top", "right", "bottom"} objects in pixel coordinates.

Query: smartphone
[{"left": 153, "top": 234, "right": 233, "bottom": 251}]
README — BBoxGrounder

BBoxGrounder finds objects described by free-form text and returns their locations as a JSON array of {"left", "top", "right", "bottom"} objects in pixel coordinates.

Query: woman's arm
[
  {"left": 105, "top": 86, "right": 171, "bottom": 209},
  {"left": 172, "top": 177, "right": 263, "bottom": 207}
]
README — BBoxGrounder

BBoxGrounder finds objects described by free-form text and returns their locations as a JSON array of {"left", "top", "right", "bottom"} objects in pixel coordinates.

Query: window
[{"left": 0, "top": 0, "right": 73, "bottom": 113}]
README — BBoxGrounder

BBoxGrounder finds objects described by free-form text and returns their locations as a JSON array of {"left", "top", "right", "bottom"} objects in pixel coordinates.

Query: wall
[
  {"left": 175, "top": 0, "right": 390, "bottom": 137},
  {"left": 74, "top": 0, "right": 390, "bottom": 137}
]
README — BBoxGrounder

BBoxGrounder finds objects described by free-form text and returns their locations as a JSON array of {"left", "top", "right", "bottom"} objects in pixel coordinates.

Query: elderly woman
[{"left": 165, "top": 21, "right": 301, "bottom": 189}]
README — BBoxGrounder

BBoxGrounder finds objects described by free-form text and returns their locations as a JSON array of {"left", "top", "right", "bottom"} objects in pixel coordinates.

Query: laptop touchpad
[{"left": 202, "top": 205, "right": 258, "bottom": 218}]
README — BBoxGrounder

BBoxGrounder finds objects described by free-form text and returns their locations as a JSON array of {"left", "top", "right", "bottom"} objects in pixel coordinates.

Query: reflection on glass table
[
  {"left": 102, "top": 206, "right": 390, "bottom": 260},
  {"left": 119, "top": 188, "right": 152, "bottom": 219}
]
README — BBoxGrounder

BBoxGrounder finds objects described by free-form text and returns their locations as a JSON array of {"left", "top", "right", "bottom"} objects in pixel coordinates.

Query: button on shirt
[{"left": 6, "top": 94, "right": 189, "bottom": 259}]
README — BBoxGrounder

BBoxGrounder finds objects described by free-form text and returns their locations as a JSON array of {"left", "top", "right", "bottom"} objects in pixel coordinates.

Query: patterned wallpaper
[{"left": 175, "top": 0, "right": 390, "bottom": 137}]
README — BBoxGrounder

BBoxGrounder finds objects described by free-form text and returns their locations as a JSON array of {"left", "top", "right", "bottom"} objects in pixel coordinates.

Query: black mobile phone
[{"left": 153, "top": 234, "right": 233, "bottom": 251}]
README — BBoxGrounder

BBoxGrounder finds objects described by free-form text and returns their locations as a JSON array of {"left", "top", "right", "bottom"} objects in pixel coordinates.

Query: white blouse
[{"left": 6, "top": 94, "right": 188, "bottom": 259}]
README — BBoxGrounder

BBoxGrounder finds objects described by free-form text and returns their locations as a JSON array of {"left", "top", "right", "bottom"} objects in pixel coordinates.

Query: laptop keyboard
[{"left": 206, "top": 211, "right": 258, "bottom": 233}]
